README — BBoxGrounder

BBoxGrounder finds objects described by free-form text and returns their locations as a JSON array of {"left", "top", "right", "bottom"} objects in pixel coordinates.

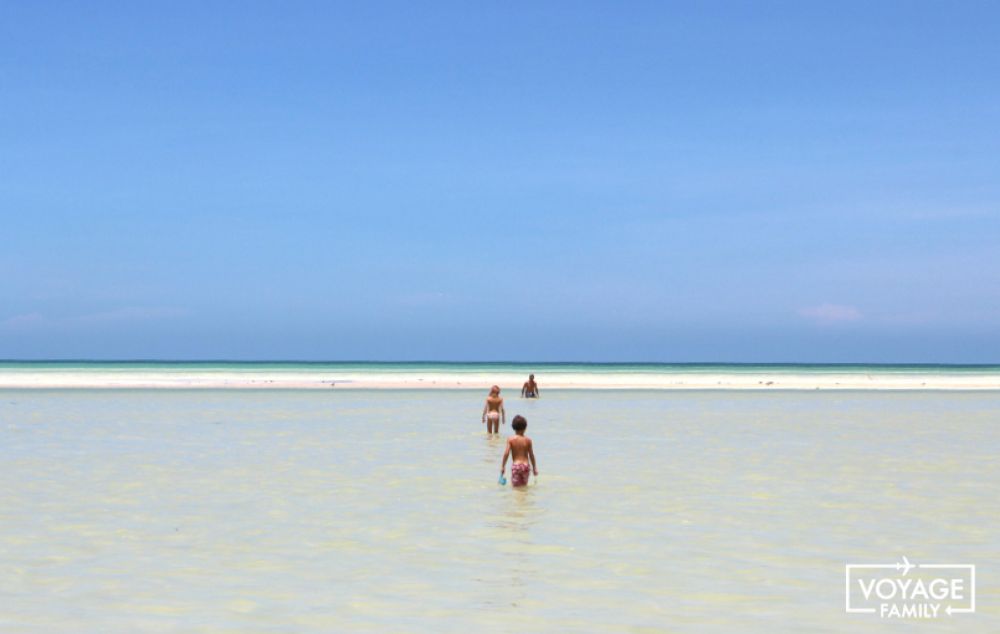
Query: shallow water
[{"left": 1, "top": 390, "right": 998, "bottom": 632}]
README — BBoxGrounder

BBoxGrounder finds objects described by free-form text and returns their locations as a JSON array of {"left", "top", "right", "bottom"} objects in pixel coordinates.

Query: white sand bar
[{"left": 2, "top": 368, "right": 999, "bottom": 390}]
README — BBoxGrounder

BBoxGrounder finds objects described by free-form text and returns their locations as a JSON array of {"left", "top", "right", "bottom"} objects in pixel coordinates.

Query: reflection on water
[
  {"left": 481, "top": 433, "right": 504, "bottom": 465},
  {"left": 1, "top": 389, "right": 998, "bottom": 632},
  {"left": 494, "top": 482, "right": 540, "bottom": 530}
]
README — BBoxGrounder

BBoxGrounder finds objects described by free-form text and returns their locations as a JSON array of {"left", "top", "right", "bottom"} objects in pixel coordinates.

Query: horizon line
[{"left": 2, "top": 359, "right": 999, "bottom": 368}]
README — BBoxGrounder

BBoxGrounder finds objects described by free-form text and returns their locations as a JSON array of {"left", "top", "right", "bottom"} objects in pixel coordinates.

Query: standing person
[
  {"left": 521, "top": 374, "right": 539, "bottom": 398},
  {"left": 481, "top": 385, "right": 505, "bottom": 434},
  {"left": 500, "top": 415, "right": 538, "bottom": 487}
]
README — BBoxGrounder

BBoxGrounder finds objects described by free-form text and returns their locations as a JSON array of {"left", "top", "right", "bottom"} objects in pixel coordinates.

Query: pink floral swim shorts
[{"left": 511, "top": 463, "right": 531, "bottom": 487}]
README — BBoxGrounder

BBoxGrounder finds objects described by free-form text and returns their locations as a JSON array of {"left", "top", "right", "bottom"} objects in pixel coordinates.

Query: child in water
[
  {"left": 500, "top": 415, "right": 538, "bottom": 487},
  {"left": 481, "top": 385, "right": 505, "bottom": 434}
]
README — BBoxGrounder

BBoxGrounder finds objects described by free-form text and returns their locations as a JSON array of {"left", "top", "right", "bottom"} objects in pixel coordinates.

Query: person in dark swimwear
[{"left": 521, "top": 374, "right": 539, "bottom": 398}]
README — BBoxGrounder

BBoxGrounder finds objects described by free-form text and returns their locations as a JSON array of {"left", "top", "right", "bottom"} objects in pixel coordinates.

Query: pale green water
[{"left": 1, "top": 390, "right": 998, "bottom": 632}]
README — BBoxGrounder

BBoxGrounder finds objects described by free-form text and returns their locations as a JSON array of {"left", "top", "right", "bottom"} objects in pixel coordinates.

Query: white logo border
[{"left": 845, "top": 557, "right": 976, "bottom": 616}]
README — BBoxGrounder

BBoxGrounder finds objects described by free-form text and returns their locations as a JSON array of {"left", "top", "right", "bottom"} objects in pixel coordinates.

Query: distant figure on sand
[
  {"left": 501, "top": 415, "right": 537, "bottom": 487},
  {"left": 521, "top": 374, "right": 539, "bottom": 398},
  {"left": 482, "top": 385, "right": 505, "bottom": 434}
]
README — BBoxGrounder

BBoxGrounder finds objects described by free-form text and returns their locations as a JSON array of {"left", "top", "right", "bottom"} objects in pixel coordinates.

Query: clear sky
[{"left": 2, "top": 2, "right": 998, "bottom": 362}]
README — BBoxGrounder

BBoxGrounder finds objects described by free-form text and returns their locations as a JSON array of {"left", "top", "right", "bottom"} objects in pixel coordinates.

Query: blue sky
[{"left": 2, "top": 2, "right": 998, "bottom": 361}]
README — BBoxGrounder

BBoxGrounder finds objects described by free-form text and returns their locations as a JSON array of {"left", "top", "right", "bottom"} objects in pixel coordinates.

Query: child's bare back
[
  {"left": 500, "top": 415, "right": 537, "bottom": 487},
  {"left": 506, "top": 435, "right": 533, "bottom": 463}
]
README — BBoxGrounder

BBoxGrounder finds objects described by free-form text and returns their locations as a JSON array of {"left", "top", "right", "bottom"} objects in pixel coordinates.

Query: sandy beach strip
[{"left": 1, "top": 369, "right": 999, "bottom": 390}]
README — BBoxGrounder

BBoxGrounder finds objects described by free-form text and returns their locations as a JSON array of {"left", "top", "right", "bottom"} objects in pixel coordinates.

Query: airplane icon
[{"left": 896, "top": 556, "right": 915, "bottom": 575}]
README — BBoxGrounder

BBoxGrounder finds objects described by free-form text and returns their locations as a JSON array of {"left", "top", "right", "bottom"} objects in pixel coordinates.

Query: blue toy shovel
[{"left": 498, "top": 473, "right": 507, "bottom": 486}]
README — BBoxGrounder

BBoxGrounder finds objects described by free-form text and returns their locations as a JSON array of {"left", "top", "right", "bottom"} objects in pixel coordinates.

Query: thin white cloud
[
  {"left": 905, "top": 207, "right": 996, "bottom": 220},
  {"left": 396, "top": 291, "right": 452, "bottom": 307},
  {"left": 0, "top": 312, "right": 48, "bottom": 331},
  {"left": 76, "top": 306, "right": 190, "bottom": 324},
  {"left": 0, "top": 307, "right": 189, "bottom": 332},
  {"left": 798, "top": 303, "right": 862, "bottom": 325}
]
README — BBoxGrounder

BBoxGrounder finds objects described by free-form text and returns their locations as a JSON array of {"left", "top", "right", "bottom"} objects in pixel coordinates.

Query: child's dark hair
[{"left": 511, "top": 415, "right": 527, "bottom": 431}]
